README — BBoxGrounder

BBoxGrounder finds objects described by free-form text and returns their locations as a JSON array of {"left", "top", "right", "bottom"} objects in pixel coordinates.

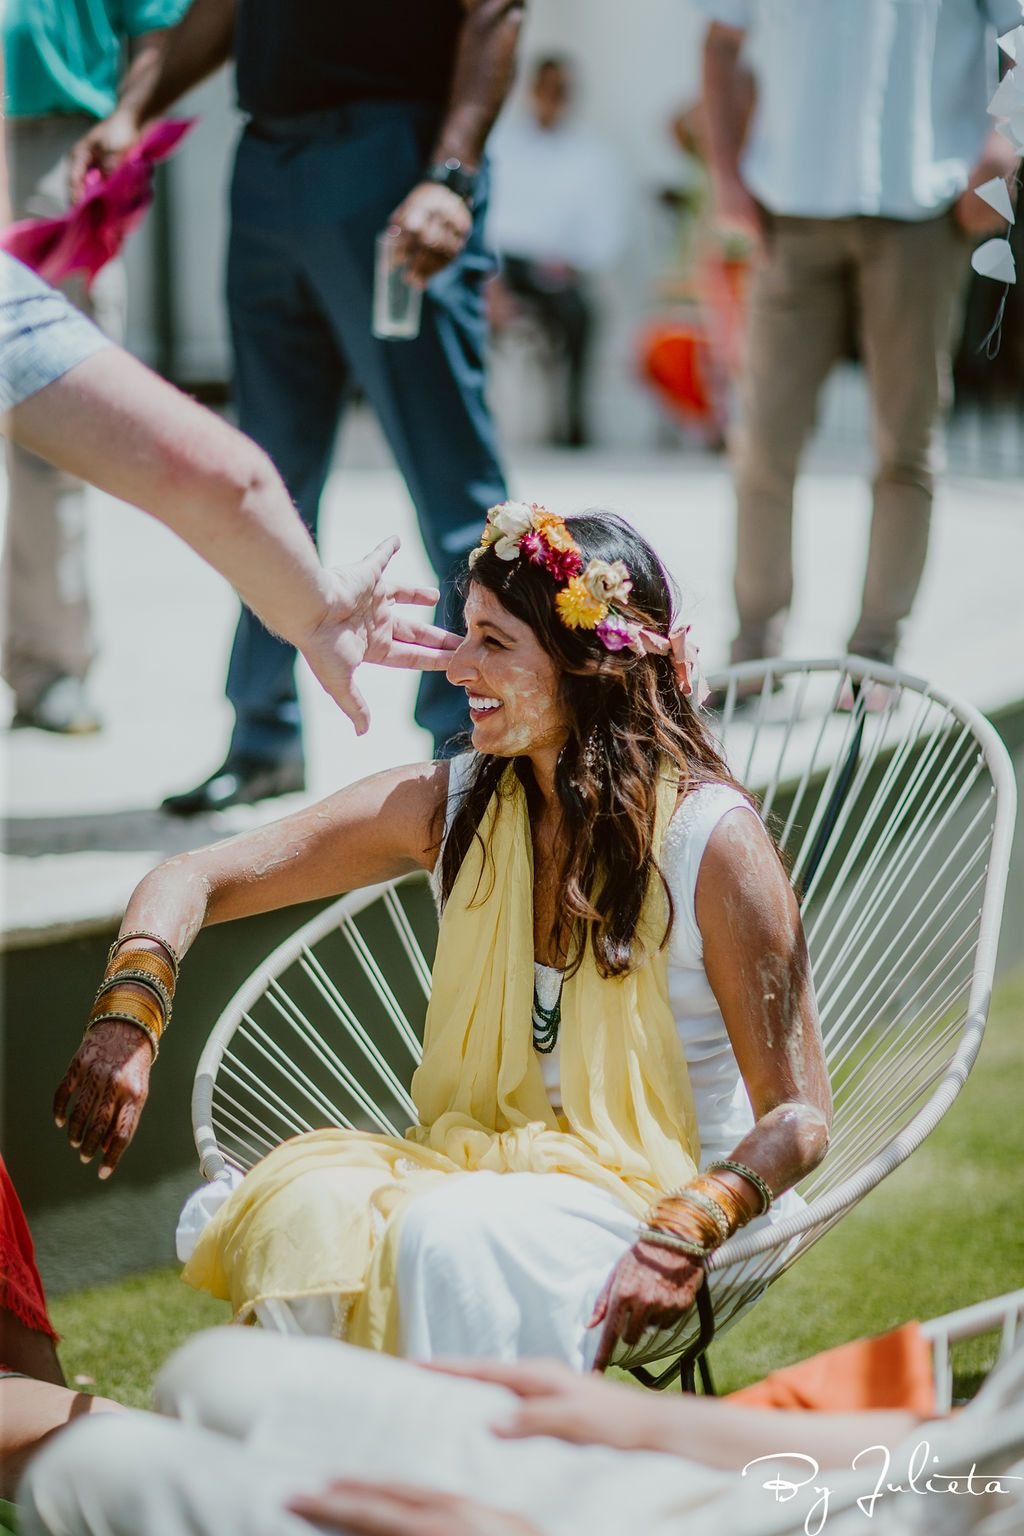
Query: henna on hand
[
  {"left": 53, "top": 1021, "right": 152, "bottom": 1179},
  {"left": 589, "top": 1241, "right": 705, "bottom": 1373}
]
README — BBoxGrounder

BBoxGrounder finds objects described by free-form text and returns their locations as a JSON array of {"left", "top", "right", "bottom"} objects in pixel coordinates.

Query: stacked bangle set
[
  {"left": 640, "top": 1159, "right": 774, "bottom": 1261},
  {"left": 85, "top": 930, "right": 181, "bottom": 1061}
]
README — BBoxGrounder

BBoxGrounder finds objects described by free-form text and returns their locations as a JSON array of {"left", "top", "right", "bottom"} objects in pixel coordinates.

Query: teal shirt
[{"left": 4, "top": 0, "right": 188, "bottom": 120}]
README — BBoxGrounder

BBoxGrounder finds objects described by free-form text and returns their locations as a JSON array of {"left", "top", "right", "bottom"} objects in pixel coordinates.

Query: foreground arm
[
  {"left": 390, "top": 0, "right": 525, "bottom": 284},
  {"left": 701, "top": 21, "right": 763, "bottom": 247},
  {"left": 591, "top": 810, "right": 830, "bottom": 1369},
  {"left": 4, "top": 348, "right": 458, "bottom": 730},
  {"left": 290, "top": 1482, "right": 539, "bottom": 1536},
  {"left": 53, "top": 761, "right": 449, "bottom": 1177},
  {"left": 429, "top": 1358, "right": 921, "bottom": 1470}
]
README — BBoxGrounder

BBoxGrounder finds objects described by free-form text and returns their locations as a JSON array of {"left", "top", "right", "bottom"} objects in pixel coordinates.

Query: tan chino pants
[
  {"left": 731, "top": 211, "right": 967, "bottom": 666},
  {"left": 2, "top": 115, "right": 126, "bottom": 710}
]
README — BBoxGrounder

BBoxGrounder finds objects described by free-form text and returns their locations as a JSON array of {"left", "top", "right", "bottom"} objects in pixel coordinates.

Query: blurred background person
[
  {"left": 698, "top": 0, "right": 1021, "bottom": 686},
  {"left": 1, "top": 0, "right": 186, "bottom": 735},
  {"left": 73, "top": 0, "right": 521, "bottom": 813},
  {"left": 486, "top": 55, "right": 627, "bottom": 448},
  {"left": 639, "top": 99, "right": 754, "bottom": 450}
]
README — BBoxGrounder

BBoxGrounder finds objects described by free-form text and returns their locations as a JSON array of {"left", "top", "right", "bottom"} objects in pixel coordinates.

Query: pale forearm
[
  {"left": 6, "top": 349, "right": 331, "bottom": 648},
  {"left": 431, "top": 0, "right": 525, "bottom": 169},
  {"left": 122, "top": 0, "right": 236, "bottom": 129},
  {"left": 702, "top": 23, "right": 754, "bottom": 188},
  {"left": 653, "top": 1394, "right": 921, "bottom": 1470}
]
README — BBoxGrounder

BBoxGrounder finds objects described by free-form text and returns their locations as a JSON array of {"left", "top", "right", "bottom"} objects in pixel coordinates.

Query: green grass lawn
[{"left": 51, "top": 966, "right": 1024, "bottom": 1408}]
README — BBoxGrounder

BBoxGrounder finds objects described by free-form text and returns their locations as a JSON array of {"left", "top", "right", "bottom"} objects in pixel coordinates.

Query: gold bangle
[
  {"left": 108, "top": 930, "right": 181, "bottom": 981},
  {"left": 85, "top": 1012, "right": 160, "bottom": 1061},
  {"left": 705, "top": 1159, "right": 774, "bottom": 1217},
  {"left": 646, "top": 1196, "right": 722, "bottom": 1252},
  {"left": 688, "top": 1172, "right": 753, "bottom": 1232},
  {"left": 652, "top": 1191, "right": 729, "bottom": 1246},
  {"left": 89, "top": 982, "right": 165, "bottom": 1040},
  {"left": 104, "top": 948, "right": 176, "bottom": 999},
  {"left": 638, "top": 1224, "right": 710, "bottom": 1259},
  {"left": 95, "top": 970, "right": 172, "bottom": 1022}
]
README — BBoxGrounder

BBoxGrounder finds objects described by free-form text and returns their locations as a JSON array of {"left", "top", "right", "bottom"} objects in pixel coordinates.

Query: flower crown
[{"left": 468, "top": 501, "right": 708, "bottom": 704}]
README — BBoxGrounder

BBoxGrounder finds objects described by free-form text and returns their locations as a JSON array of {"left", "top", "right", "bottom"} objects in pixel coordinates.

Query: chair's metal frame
[
  {"left": 192, "top": 657, "right": 1017, "bottom": 1385},
  {"left": 923, "top": 1289, "right": 1024, "bottom": 1413}
]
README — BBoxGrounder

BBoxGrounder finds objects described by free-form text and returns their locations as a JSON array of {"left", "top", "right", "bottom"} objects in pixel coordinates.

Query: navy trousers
[{"left": 224, "top": 102, "right": 507, "bottom": 761}]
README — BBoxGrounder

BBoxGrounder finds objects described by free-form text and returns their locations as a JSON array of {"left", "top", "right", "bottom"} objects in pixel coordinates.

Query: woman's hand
[
  {"left": 294, "top": 538, "right": 461, "bottom": 736},
  {"left": 588, "top": 1239, "right": 704, "bottom": 1373},
  {"left": 288, "top": 1480, "right": 539, "bottom": 1536},
  {"left": 424, "top": 1357, "right": 669, "bottom": 1454},
  {"left": 53, "top": 1022, "right": 153, "bottom": 1180}
]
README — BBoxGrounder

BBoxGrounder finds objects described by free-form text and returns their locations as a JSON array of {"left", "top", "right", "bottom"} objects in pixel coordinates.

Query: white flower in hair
[
  {"left": 582, "top": 558, "right": 633, "bottom": 607},
  {"left": 489, "top": 500, "right": 536, "bottom": 560}
]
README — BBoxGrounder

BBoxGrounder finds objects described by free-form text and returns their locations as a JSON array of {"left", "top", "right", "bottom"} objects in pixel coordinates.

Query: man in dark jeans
[{"left": 75, "top": 0, "right": 522, "bottom": 811}]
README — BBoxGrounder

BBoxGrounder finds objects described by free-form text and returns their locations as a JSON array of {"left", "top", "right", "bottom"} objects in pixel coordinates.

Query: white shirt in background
[
  {"left": 486, "top": 115, "right": 629, "bottom": 272},
  {"left": 694, "top": 0, "right": 1023, "bottom": 220}
]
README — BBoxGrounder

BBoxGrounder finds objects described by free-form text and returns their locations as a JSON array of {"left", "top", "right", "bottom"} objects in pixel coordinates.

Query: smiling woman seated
[{"left": 54, "top": 505, "right": 831, "bottom": 1371}]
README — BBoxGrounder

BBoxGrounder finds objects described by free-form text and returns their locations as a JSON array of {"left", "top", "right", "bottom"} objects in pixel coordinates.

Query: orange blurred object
[{"left": 640, "top": 320, "right": 719, "bottom": 426}]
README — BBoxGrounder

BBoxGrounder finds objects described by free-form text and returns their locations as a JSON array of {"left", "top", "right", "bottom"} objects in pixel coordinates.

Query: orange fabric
[{"left": 728, "top": 1323, "right": 935, "bottom": 1415}]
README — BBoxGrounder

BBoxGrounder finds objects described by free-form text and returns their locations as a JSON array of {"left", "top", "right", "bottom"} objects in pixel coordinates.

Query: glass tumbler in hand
[{"left": 373, "top": 228, "right": 423, "bottom": 340}]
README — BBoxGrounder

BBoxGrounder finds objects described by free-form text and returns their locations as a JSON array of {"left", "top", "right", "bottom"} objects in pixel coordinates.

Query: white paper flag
[
  {"left": 971, "top": 238, "right": 1017, "bottom": 284},
  {"left": 998, "top": 24, "right": 1023, "bottom": 63},
  {"left": 975, "top": 175, "right": 1016, "bottom": 224},
  {"left": 988, "top": 68, "right": 1024, "bottom": 122}
]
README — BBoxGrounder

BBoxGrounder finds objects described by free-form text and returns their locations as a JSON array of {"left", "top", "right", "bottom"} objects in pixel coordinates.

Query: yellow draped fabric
[{"left": 183, "top": 766, "right": 700, "bottom": 1351}]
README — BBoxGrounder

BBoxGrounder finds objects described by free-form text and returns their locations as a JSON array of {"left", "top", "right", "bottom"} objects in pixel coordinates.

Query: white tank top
[{"left": 432, "top": 755, "right": 759, "bottom": 1165}]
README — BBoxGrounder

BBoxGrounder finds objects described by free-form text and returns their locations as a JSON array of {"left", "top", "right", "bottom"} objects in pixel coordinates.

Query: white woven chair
[{"left": 191, "top": 657, "right": 1016, "bottom": 1383}]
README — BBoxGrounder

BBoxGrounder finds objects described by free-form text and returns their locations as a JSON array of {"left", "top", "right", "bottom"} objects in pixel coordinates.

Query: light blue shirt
[{"left": 695, "top": 0, "right": 1022, "bottom": 220}]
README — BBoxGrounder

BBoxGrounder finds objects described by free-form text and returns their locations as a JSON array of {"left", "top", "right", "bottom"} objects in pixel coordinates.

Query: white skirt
[{"left": 178, "top": 1167, "right": 802, "bottom": 1367}]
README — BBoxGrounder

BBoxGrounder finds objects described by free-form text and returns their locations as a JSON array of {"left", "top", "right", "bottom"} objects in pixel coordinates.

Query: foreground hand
[
  {"left": 68, "top": 111, "right": 141, "bottom": 202},
  {"left": 296, "top": 536, "right": 460, "bottom": 735},
  {"left": 588, "top": 1240, "right": 704, "bottom": 1373},
  {"left": 388, "top": 182, "right": 472, "bottom": 286},
  {"left": 53, "top": 1021, "right": 153, "bottom": 1179},
  {"left": 288, "top": 1480, "right": 540, "bottom": 1536},
  {"left": 425, "top": 1357, "right": 666, "bottom": 1454}
]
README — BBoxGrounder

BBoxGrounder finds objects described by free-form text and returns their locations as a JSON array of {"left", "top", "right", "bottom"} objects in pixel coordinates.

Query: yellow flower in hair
[
  {"left": 555, "top": 576, "right": 609, "bottom": 630},
  {"left": 532, "top": 509, "right": 578, "bottom": 554}
]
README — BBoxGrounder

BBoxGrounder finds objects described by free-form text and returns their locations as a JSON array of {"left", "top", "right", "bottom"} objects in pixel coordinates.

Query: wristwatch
[{"left": 426, "top": 157, "right": 480, "bottom": 210}]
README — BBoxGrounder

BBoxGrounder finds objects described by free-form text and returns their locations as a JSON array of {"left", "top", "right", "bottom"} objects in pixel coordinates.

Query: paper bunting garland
[
  {"left": 971, "top": 237, "right": 1017, "bottom": 283},
  {"left": 973, "top": 19, "right": 1022, "bottom": 356},
  {"left": 999, "top": 24, "right": 1022, "bottom": 64},
  {"left": 975, "top": 175, "right": 1016, "bottom": 224},
  {"left": 987, "top": 64, "right": 1024, "bottom": 151}
]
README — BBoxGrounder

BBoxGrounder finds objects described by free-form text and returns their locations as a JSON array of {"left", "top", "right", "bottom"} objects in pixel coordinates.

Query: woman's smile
[{"left": 448, "top": 586, "right": 569, "bottom": 757}]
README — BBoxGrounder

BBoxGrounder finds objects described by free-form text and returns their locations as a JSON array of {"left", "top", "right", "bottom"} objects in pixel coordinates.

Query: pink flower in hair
[
  {"left": 520, "top": 529, "right": 548, "bottom": 565},
  {"left": 542, "top": 544, "right": 584, "bottom": 582},
  {"left": 596, "top": 615, "right": 644, "bottom": 653}
]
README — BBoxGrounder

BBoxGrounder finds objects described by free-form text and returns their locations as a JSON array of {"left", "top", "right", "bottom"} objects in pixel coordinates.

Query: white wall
[{"left": 127, "top": 1, "right": 708, "bottom": 445}]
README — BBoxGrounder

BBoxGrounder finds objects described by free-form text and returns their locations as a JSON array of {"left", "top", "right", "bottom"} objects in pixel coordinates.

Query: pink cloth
[{"left": 1, "top": 119, "right": 195, "bottom": 287}]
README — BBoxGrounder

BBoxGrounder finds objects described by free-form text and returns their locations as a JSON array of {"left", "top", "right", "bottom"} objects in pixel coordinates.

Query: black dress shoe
[{"left": 161, "top": 757, "right": 306, "bottom": 817}]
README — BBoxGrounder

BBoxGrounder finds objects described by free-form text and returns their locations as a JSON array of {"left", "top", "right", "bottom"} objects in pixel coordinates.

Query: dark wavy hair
[{"left": 439, "top": 510, "right": 751, "bottom": 978}]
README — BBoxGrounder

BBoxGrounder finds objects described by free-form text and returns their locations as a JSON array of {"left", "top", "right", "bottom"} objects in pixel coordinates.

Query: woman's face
[{"left": 447, "top": 584, "right": 571, "bottom": 757}]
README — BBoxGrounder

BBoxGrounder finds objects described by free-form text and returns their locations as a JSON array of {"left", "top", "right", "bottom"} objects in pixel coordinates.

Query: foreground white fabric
[
  {"left": 18, "top": 1328, "right": 727, "bottom": 1536},
  {"left": 19, "top": 1329, "right": 1024, "bottom": 1536}
]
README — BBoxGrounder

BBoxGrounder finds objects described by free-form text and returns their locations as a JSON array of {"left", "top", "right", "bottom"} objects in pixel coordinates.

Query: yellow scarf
[{"left": 183, "top": 765, "right": 700, "bottom": 1350}]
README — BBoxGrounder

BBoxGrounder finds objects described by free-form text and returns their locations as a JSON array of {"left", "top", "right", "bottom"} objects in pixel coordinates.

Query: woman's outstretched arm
[{"left": 53, "top": 761, "right": 449, "bottom": 1180}]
